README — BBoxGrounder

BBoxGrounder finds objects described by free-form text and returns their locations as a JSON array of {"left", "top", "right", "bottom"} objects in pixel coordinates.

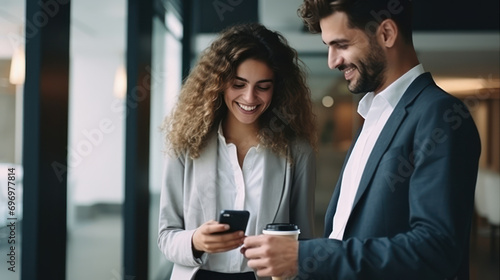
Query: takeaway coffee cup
[
  {"left": 262, "top": 223, "right": 300, "bottom": 280},
  {"left": 262, "top": 223, "right": 300, "bottom": 239}
]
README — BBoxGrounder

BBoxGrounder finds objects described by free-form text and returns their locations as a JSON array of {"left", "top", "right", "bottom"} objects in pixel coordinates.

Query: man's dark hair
[{"left": 298, "top": 0, "right": 413, "bottom": 44}]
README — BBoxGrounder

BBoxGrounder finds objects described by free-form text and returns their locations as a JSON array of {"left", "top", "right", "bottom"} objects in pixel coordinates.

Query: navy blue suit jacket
[{"left": 298, "top": 73, "right": 481, "bottom": 280}]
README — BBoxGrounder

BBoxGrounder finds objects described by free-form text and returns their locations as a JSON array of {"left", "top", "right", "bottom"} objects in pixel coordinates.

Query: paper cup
[{"left": 263, "top": 223, "right": 300, "bottom": 280}]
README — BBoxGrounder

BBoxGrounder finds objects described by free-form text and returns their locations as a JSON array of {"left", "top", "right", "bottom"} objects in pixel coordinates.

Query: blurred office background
[{"left": 0, "top": 0, "right": 498, "bottom": 279}]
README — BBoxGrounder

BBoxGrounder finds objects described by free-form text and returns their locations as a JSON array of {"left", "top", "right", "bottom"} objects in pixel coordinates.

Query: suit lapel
[
  {"left": 193, "top": 131, "right": 218, "bottom": 222},
  {"left": 350, "top": 73, "right": 433, "bottom": 211},
  {"left": 351, "top": 109, "right": 407, "bottom": 208}
]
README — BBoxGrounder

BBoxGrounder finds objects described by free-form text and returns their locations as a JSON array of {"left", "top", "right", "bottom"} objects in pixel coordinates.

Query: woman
[{"left": 157, "top": 23, "right": 317, "bottom": 280}]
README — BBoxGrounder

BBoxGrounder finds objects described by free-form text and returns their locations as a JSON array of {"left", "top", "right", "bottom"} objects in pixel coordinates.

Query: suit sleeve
[
  {"left": 157, "top": 154, "right": 205, "bottom": 267},
  {"left": 290, "top": 141, "right": 317, "bottom": 239},
  {"left": 296, "top": 96, "right": 481, "bottom": 279}
]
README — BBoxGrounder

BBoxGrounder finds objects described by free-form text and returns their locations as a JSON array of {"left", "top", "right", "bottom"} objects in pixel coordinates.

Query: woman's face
[{"left": 224, "top": 58, "right": 274, "bottom": 127}]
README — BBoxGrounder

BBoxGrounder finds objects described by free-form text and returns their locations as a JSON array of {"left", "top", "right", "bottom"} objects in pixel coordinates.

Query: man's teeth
[
  {"left": 344, "top": 68, "right": 355, "bottom": 74},
  {"left": 238, "top": 103, "right": 257, "bottom": 111}
]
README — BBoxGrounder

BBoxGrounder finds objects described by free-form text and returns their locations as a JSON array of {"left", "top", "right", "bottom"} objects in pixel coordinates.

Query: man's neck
[{"left": 374, "top": 46, "right": 419, "bottom": 95}]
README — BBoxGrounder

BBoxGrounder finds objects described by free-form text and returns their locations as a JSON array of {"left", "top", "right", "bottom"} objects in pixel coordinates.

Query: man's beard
[{"left": 347, "top": 39, "right": 387, "bottom": 94}]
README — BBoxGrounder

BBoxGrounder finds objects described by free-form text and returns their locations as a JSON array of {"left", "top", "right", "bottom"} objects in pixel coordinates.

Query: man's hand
[
  {"left": 241, "top": 234, "right": 299, "bottom": 277},
  {"left": 191, "top": 220, "right": 245, "bottom": 257}
]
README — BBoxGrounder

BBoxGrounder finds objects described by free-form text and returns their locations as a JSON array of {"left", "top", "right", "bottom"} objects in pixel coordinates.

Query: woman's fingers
[{"left": 192, "top": 220, "right": 246, "bottom": 253}]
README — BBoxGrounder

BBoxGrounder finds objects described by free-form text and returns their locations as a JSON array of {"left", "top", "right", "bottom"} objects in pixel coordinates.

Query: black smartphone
[{"left": 217, "top": 210, "right": 250, "bottom": 234}]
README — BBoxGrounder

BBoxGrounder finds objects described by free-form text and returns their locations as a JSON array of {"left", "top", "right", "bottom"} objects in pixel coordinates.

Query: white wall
[
  {"left": 68, "top": 53, "right": 125, "bottom": 206},
  {"left": 67, "top": 0, "right": 127, "bottom": 208},
  {"left": 259, "top": 0, "right": 304, "bottom": 33}
]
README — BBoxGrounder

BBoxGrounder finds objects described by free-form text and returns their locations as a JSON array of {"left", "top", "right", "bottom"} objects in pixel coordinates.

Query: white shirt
[
  {"left": 200, "top": 123, "right": 264, "bottom": 273},
  {"left": 329, "top": 65, "right": 425, "bottom": 240}
]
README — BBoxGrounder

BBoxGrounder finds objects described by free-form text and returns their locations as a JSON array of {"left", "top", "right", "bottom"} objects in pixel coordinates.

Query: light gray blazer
[{"left": 157, "top": 131, "right": 316, "bottom": 280}]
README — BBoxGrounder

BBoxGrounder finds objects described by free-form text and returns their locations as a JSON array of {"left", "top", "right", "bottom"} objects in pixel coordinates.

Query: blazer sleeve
[
  {"left": 296, "top": 94, "right": 481, "bottom": 279},
  {"left": 157, "top": 153, "right": 204, "bottom": 267},
  {"left": 290, "top": 141, "right": 317, "bottom": 239}
]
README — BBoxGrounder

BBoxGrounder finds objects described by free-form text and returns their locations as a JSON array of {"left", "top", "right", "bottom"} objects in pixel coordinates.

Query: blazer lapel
[
  {"left": 351, "top": 73, "right": 433, "bottom": 210},
  {"left": 257, "top": 148, "right": 287, "bottom": 228},
  {"left": 193, "top": 131, "right": 218, "bottom": 222}
]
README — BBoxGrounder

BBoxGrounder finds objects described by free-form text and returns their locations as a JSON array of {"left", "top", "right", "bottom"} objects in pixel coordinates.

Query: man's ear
[{"left": 377, "top": 19, "right": 398, "bottom": 48}]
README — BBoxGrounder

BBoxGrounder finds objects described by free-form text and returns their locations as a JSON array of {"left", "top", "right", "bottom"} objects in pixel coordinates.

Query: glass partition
[
  {"left": 66, "top": 0, "right": 127, "bottom": 279},
  {"left": 149, "top": 5, "right": 183, "bottom": 279}
]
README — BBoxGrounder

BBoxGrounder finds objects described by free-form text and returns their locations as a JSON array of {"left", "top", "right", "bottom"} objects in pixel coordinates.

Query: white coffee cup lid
[
  {"left": 262, "top": 223, "right": 300, "bottom": 235},
  {"left": 263, "top": 229, "right": 300, "bottom": 235}
]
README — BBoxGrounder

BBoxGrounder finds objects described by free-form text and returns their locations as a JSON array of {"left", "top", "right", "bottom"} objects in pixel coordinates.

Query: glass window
[
  {"left": 66, "top": 0, "right": 127, "bottom": 279},
  {"left": 149, "top": 7, "right": 183, "bottom": 279}
]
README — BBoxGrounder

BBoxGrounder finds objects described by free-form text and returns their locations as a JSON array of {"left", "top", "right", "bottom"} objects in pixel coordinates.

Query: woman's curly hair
[{"left": 163, "top": 23, "right": 316, "bottom": 159}]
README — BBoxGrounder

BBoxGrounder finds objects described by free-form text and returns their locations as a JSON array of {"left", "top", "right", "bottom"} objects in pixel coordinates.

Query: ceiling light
[
  {"left": 434, "top": 77, "right": 499, "bottom": 95},
  {"left": 322, "top": 96, "right": 334, "bottom": 108},
  {"left": 9, "top": 47, "right": 25, "bottom": 85},
  {"left": 113, "top": 64, "right": 127, "bottom": 99}
]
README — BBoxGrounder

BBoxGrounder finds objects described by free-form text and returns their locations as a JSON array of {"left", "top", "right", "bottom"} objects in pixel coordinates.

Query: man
[{"left": 242, "top": 0, "right": 481, "bottom": 279}]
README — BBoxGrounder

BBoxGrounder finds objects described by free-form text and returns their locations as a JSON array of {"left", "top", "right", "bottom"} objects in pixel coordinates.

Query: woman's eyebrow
[{"left": 235, "top": 76, "right": 273, "bottom": 83}]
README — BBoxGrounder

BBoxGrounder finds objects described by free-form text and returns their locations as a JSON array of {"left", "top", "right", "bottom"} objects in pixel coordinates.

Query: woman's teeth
[{"left": 238, "top": 103, "right": 257, "bottom": 111}]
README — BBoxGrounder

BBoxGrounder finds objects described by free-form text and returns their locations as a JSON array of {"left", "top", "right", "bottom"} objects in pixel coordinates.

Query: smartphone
[{"left": 217, "top": 210, "right": 250, "bottom": 234}]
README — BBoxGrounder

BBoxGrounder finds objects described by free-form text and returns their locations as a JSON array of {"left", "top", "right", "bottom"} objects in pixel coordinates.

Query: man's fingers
[
  {"left": 247, "top": 259, "right": 275, "bottom": 277},
  {"left": 242, "top": 234, "right": 299, "bottom": 277},
  {"left": 242, "top": 245, "right": 265, "bottom": 259},
  {"left": 240, "top": 246, "right": 247, "bottom": 255},
  {"left": 243, "top": 234, "right": 266, "bottom": 247}
]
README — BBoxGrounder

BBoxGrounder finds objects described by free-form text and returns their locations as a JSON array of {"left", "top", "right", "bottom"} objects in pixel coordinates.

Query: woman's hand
[{"left": 191, "top": 220, "right": 246, "bottom": 258}]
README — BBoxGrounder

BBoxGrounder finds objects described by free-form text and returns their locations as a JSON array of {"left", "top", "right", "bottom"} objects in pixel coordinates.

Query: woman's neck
[
  {"left": 222, "top": 116, "right": 260, "bottom": 167},
  {"left": 222, "top": 116, "right": 259, "bottom": 145}
]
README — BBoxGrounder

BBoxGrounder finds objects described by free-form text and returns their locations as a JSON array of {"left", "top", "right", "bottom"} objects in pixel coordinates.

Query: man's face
[{"left": 320, "top": 12, "right": 387, "bottom": 94}]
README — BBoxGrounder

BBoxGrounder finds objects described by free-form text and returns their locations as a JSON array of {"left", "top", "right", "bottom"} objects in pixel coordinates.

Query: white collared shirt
[
  {"left": 200, "top": 123, "right": 264, "bottom": 272},
  {"left": 329, "top": 64, "right": 425, "bottom": 240}
]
